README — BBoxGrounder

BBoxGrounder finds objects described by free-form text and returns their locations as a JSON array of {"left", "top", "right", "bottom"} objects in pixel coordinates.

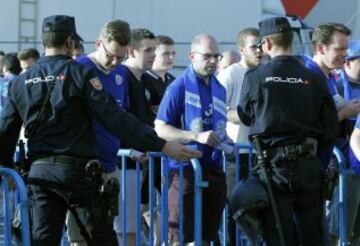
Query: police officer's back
[
  {"left": 237, "top": 17, "right": 338, "bottom": 246},
  {"left": 0, "top": 15, "right": 200, "bottom": 245}
]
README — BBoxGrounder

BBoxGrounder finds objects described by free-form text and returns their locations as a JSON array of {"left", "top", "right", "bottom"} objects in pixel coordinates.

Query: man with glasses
[
  {"left": 235, "top": 17, "right": 338, "bottom": 245},
  {"left": 155, "top": 34, "right": 228, "bottom": 245},
  {"left": 63, "top": 19, "right": 130, "bottom": 246},
  {"left": 0, "top": 15, "right": 201, "bottom": 246}
]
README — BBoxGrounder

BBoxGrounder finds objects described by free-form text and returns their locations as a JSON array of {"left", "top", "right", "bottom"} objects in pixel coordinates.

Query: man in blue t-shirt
[{"left": 155, "top": 34, "right": 228, "bottom": 245}]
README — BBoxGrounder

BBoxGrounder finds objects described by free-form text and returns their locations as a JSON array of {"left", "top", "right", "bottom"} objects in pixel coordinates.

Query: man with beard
[
  {"left": 155, "top": 34, "right": 228, "bottom": 245},
  {"left": 217, "top": 27, "right": 262, "bottom": 245}
]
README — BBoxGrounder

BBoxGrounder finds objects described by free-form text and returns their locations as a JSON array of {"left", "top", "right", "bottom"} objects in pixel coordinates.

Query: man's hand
[
  {"left": 162, "top": 141, "right": 202, "bottom": 161},
  {"left": 227, "top": 109, "right": 240, "bottom": 123},
  {"left": 131, "top": 152, "right": 148, "bottom": 164},
  {"left": 195, "top": 130, "right": 221, "bottom": 147},
  {"left": 339, "top": 99, "right": 360, "bottom": 121}
]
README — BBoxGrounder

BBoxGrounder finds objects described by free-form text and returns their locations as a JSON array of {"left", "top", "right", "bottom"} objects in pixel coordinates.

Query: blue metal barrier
[
  {"left": 332, "top": 147, "right": 347, "bottom": 246},
  {"left": 117, "top": 150, "right": 207, "bottom": 246},
  {"left": 233, "top": 143, "right": 254, "bottom": 246},
  {"left": 0, "top": 167, "right": 31, "bottom": 246}
]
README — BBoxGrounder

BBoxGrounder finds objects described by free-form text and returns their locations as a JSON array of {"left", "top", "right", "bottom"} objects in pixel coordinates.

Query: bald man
[
  {"left": 217, "top": 50, "right": 240, "bottom": 73},
  {"left": 155, "top": 34, "right": 228, "bottom": 245}
]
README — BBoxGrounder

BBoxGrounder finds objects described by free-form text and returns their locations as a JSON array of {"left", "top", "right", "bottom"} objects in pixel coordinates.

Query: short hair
[
  {"left": 312, "top": 23, "right": 351, "bottom": 52},
  {"left": 4, "top": 53, "right": 21, "bottom": 75},
  {"left": 41, "top": 32, "right": 73, "bottom": 48},
  {"left": 0, "top": 51, "right": 5, "bottom": 56},
  {"left": 190, "top": 34, "right": 217, "bottom": 51},
  {"left": 267, "top": 30, "right": 293, "bottom": 49},
  {"left": 237, "top": 28, "right": 260, "bottom": 47},
  {"left": 74, "top": 42, "right": 84, "bottom": 52},
  {"left": 130, "top": 28, "right": 155, "bottom": 50},
  {"left": 155, "top": 35, "right": 175, "bottom": 46},
  {"left": 99, "top": 19, "right": 131, "bottom": 46},
  {"left": 18, "top": 48, "right": 40, "bottom": 61}
]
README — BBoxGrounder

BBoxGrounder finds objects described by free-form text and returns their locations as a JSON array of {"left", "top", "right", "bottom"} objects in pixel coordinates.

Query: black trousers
[
  {"left": 260, "top": 155, "right": 325, "bottom": 246},
  {"left": 28, "top": 160, "right": 117, "bottom": 246}
]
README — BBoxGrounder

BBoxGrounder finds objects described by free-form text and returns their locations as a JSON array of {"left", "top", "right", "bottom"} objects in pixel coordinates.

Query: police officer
[
  {"left": 0, "top": 15, "right": 200, "bottom": 245},
  {"left": 237, "top": 17, "right": 338, "bottom": 245}
]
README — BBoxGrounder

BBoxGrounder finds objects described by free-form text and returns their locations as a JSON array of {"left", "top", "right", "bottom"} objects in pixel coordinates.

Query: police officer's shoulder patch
[{"left": 90, "top": 77, "right": 103, "bottom": 91}]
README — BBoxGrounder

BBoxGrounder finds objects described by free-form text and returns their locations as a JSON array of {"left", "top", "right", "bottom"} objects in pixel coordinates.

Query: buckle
[{"left": 284, "top": 145, "right": 302, "bottom": 160}]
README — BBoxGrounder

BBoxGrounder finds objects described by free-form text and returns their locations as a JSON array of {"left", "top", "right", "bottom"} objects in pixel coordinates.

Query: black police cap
[
  {"left": 258, "top": 17, "right": 291, "bottom": 37},
  {"left": 42, "top": 15, "right": 83, "bottom": 41}
]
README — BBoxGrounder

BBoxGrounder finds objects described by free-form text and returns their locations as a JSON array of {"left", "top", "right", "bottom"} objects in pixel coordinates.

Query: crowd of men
[{"left": 0, "top": 14, "right": 359, "bottom": 246}]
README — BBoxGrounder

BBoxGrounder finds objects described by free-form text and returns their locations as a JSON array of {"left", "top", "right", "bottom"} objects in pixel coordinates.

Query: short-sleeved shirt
[
  {"left": 217, "top": 63, "right": 250, "bottom": 144},
  {"left": 157, "top": 65, "right": 223, "bottom": 169},
  {"left": 76, "top": 55, "right": 129, "bottom": 172},
  {"left": 125, "top": 68, "right": 157, "bottom": 127},
  {"left": 142, "top": 70, "right": 175, "bottom": 101}
]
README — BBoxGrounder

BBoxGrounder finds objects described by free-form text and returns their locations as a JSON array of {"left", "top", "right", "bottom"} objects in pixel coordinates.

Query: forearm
[
  {"left": 154, "top": 120, "right": 197, "bottom": 144},
  {"left": 350, "top": 129, "right": 360, "bottom": 161}
]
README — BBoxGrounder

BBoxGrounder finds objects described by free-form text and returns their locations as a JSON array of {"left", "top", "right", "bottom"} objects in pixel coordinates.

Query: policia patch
[{"left": 90, "top": 77, "right": 103, "bottom": 91}]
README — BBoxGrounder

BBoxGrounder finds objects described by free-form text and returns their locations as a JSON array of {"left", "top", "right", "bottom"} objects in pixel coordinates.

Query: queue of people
[{"left": 0, "top": 14, "right": 359, "bottom": 246}]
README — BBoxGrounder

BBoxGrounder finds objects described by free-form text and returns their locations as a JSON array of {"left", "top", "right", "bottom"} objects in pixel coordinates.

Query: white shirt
[{"left": 217, "top": 62, "right": 250, "bottom": 145}]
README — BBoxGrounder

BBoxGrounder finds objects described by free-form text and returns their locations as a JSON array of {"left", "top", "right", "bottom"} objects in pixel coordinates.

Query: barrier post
[
  {"left": 0, "top": 167, "right": 31, "bottom": 246},
  {"left": 191, "top": 158, "right": 208, "bottom": 246},
  {"left": 161, "top": 156, "right": 169, "bottom": 246},
  {"left": 234, "top": 143, "right": 253, "bottom": 246},
  {"left": 333, "top": 147, "right": 346, "bottom": 246}
]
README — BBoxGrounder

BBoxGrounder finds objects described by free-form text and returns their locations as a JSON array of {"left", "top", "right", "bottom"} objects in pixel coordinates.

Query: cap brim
[
  {"left": 73, "top": 32, "right": 83, "bottom": 42},
  {"left": 345, "top": 54, "right": 360, "bottom": 61}
]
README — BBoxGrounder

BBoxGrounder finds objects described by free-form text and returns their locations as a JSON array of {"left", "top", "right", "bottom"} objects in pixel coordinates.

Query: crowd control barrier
[
  {"left": 232, "top": 143, "right": 254, "bottom": 246},
  {"left": 333, "top": 147, "right": 347, "bottom": 246},
  {"left": 0, "top": 167, "right": 31, "bottom": 246},
  {"left": 117, "top": 150, "right": 207, "bottom": 246}
]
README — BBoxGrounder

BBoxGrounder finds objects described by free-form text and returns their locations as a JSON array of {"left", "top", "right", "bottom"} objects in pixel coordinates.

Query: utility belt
[
  {"left": 253, "top": 138, "right": 318, "bottom": 191},
  {"left": 32, "top": 155, "right": 89, "bottom": 166},
  {"left": 27, "top": 156, "right": 120, "bottom": 243},
  {"left": 264, "top": 139, "right": 317, "bottom": 162}
]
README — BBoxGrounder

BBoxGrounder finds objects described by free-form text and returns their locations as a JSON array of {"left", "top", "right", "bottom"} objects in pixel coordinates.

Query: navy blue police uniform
[
  {"left": 237, "top": 17, "right": 338, "bottom": 246},
  {"left": 0, "top": 15, "right": 166, "bottom": 246}
]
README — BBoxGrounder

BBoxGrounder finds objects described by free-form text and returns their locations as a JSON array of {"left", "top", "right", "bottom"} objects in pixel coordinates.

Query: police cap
[
  {"left": 42, "top": 15, "right": 83, "bottom": 41},
  {"left": 258, "top": 17, "right": 291, "bottom": 37},
  {"left": 346, "top": 40, "right": 360, "bottom": 60}
]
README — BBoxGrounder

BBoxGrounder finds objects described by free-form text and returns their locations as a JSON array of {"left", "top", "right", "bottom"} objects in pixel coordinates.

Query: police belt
[
  {"left": 32, "top": 155, "right": 88, "bottom": 166},
  {"left": 264, "top": 140, "right": 317, "bottom": 161}
]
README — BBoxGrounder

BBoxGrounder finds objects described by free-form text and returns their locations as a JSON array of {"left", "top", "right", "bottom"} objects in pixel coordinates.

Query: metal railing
[
  {"left": 0, "top": 167, "right": 31, "bottom": 246},
  {"left": 116, "top": 149, "right": 207, "bottom": 246}
]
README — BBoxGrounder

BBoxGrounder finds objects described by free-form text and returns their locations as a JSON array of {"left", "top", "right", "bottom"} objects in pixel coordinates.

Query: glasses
[
  {"left": 193, "top": 51, "right": 223, "bottom": 61},
  {"left": 102, "top": 42, "right": 128, "bottom": 62},
  {"left": 257, "top": 39, "right": 266, "bottom": 52}
]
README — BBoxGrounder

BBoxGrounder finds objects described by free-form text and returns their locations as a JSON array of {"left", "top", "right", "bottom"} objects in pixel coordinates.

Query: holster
[
  {"left": 99, "top": 178, "right": 120, "bottom": 218},
  {"left": 323, "top": 167, "right": 338, "bottom": 200},
  {"left": 85, "top": 160, "right": 120, "bottom": 220},
  {"left": 253, "top": 138, "right": 318, "bottom": 191}
]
